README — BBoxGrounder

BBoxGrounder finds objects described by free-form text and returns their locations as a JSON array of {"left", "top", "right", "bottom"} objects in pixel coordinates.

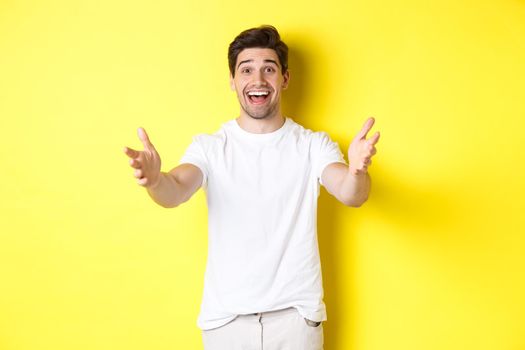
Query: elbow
[
  {"left": 156, "top": 197, "right": 185, "bottom": 208},
  {"left": 162, "top": 194, "right": 191, "bottom": 208},
  {"left": 350, "top": 199, "right": 367, "bottom": 208},
  {"left": 160, "top": 199, "right": 185, "bottom": 209},
  {"left": 157, "top": 201, "right": 177, "bottom": 209},
  {"left": 164, "top": 203, "right": 178, "bottom": 209},
  {"left": 341, "top": 195, "right": 369, "bottom": 208}
]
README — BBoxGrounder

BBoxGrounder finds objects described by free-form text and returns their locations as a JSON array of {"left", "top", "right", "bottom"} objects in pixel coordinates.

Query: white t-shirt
[{"left": 180, "top": 117, "right": 347, "bottom": 330}]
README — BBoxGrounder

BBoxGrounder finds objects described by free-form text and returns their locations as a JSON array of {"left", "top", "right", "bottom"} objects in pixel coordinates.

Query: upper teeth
[{"left": 248, "top": 91, "right": 269, "bottom": 96}]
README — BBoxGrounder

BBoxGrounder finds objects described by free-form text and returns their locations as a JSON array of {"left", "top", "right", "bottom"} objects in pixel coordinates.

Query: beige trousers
[{"left": 201, "top": 307, "right": 324, "bottom": 350}]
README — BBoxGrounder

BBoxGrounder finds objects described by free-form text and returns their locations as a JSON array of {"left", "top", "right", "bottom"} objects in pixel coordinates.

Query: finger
[
  {"left": 137, "top": 127, "right": 154, "bottom": 149},
  {"left": 134, "top": 169, "right": 143, "bottom": 179},
  {"left": 137, "top": 177, "right": 149, "bottom": 186},
  {"left": 355, "top": 164, "right": 368, "bottom": 173},
  {"left": 349, "top": 164, "right": 366, "bottom": 175},
  {"left": 129, "top": 158, "right": 142, "bottom": 169},
  {"left": 367, "top": 131, "right": 380, "bottom": 145},
  {"left": 355, "top": 117, "right": 375, "bottom": 140},
  {"left": 123, "top": 146, "right": 140, "bottom": 159}
]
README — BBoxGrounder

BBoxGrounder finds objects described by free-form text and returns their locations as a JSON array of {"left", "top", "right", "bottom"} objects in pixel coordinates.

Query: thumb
[{"left": 137, "top": 127, "right": 154, "bottom": 149}]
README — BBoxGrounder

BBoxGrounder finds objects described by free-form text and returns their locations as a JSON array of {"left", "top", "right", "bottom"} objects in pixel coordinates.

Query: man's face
[{"left": 230, "top": 48, "right": 290, "bottom": 120}]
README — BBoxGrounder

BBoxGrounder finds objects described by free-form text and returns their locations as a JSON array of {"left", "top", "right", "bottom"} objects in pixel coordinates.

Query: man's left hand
[{"left": 347, "top": 117, "right": 380, "bottom": 175}]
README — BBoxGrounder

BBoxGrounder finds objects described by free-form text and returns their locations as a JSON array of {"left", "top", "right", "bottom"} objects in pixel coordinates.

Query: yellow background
[{"left": 1, "top": 0, "right": 524, "bottom": 349}]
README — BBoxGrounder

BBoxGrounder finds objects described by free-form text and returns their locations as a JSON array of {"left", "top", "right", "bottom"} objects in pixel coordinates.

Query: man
[{"left": 123, "top": 25, "right": 379, "bottom": 350}]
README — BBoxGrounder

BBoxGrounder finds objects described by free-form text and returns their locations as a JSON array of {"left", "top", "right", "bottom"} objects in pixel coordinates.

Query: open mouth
[{"left": 247, "top": 90, "right": 270, "bottom": 105}]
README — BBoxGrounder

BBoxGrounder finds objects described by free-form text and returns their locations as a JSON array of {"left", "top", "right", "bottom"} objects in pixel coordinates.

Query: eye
[
  {"left": 264, "top": 66, "right": 275, "bottom": 73},
  {"left": 241, "top": 67, "right": 251, "bottom": 74}
]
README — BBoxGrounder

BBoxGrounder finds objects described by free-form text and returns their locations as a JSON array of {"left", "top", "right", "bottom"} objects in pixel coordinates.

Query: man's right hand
[{"left": 123, "top": 127, "right": 161, "bottom": 188}]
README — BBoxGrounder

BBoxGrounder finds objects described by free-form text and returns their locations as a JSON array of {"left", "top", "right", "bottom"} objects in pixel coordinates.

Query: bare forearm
[
  {"left": 146, "top": 172, "right": 187, "bottom": 208},
  {"left": 338, "top": 169, "right": 371, "bottom": 207}
]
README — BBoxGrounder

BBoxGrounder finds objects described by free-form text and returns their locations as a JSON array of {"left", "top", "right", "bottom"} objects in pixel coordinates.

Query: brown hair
[{"left": 228, "top": 25, "right": 288, "bottom": 77}]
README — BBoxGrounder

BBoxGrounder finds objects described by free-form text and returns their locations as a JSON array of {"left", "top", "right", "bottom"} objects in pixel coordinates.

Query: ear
[
  {"left": 229, "top": 73, "right": 235, "bottom": 91},
  {"left": 282, "top": 70, "right": 290, "bottom": 90}
]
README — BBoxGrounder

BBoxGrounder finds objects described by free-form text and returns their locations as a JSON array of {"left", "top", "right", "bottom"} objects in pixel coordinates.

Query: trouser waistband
[{"left": 239, "top": 307, "right": 298, "bottom": 320}]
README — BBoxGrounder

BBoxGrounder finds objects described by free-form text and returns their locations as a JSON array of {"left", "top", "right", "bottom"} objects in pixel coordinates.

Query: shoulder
[
  {"left": 287, "top": 119, "right": 333, "bottom": 146},
  {"left": 189, "top": 123, "right": 228, "bottom": 150}
]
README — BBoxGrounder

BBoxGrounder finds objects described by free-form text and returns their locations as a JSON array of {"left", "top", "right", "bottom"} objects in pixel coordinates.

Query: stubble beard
[{"left": 240, "top": 96, "right": 280, "bottom": 120}]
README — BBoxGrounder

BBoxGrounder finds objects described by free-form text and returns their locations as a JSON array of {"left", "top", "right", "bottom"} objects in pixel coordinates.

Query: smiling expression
[{"left": 230, "top": 48, "right": 290, "bottom": 120}]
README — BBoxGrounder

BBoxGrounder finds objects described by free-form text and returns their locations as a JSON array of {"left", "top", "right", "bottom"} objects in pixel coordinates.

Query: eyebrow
[{"left": 237, "top": 59, "right": 280, "bottom": 70}]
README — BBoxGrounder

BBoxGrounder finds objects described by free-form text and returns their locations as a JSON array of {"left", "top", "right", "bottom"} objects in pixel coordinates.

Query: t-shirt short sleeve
[
  {"left": 316, "top": 132, "right": 347, "bottom": 187},
  {"left": 179, "top": 135, "right": 209, "bottom": 189}
]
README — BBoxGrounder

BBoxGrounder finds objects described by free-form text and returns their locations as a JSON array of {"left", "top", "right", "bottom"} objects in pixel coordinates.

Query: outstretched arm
[
  {"left": 321, "top": 117, "right": 380, "bottom": 207},
  {"left": 123, "top": 127, "right": 203, "bottom": 208}
]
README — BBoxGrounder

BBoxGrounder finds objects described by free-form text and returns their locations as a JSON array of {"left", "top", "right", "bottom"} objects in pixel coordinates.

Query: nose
[{"left": 252, "top": 70, "right": 267, "bottom": 86}]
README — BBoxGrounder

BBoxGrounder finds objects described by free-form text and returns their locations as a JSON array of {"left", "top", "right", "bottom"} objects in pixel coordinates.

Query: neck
[{"left": 236, "top": 112, "right": 285, "bottom": 134}]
